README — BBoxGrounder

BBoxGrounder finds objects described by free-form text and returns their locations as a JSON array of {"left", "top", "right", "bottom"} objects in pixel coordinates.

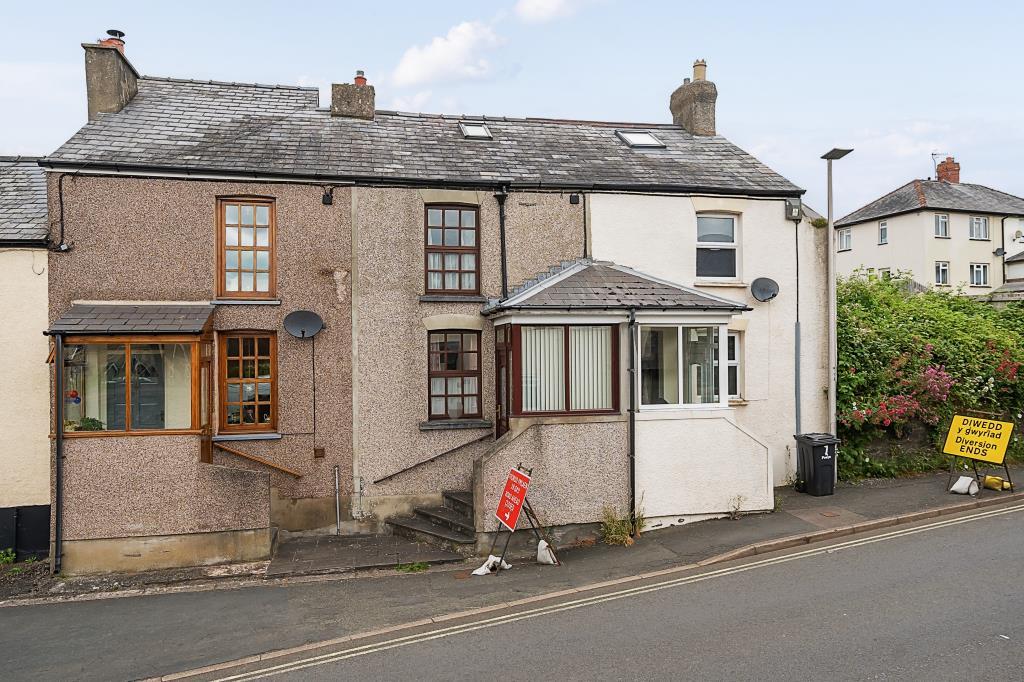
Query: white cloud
[
  {"left": 392, "top": 21, "right": 503, "bottom": 88},
  {"left": 514, "top": 0, "right": 585, "bottom": 23},
  {"left": 390, "top": 90, "right": 433, "bottom": 112}
]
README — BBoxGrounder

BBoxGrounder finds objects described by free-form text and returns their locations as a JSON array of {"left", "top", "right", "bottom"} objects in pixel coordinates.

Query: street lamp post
[{"left": 821, "top": 148, "right": 853, "bottom": 439}]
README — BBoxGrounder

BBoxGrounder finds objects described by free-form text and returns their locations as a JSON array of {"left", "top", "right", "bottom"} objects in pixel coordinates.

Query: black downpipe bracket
[
  {"left": 627, "top": 308, "right": 637, "bottom": 528},
  {"left": 52, "top": 332, "right": 65, "bottom": 574},
  {"left": 495, "top": 187, "right": 509, "bottom": 299}
]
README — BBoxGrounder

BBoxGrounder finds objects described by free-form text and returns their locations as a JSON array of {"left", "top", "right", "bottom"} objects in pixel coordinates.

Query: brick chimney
[
  {"left": 669, "top": 59, "right": 717, "bottom": 136},
  {"left": 331, "top": 70, "right": 375, "bottom": 120},
  {"left": 936, "top": 156, "right": 960, "bottom": 183},
  {"left": 82, "top": 29, "right": 138, "bottom": 120}
]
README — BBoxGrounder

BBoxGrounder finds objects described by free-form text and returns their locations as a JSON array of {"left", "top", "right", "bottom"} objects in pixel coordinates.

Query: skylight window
[
  {"left": 616, "top": 130, "right": 665, "bottom": 148},
  {"left": 459, "top": 122, "right": 492, "bottom": 139}
]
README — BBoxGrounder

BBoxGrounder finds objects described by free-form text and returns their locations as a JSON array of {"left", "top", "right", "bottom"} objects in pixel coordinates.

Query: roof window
[
  {"left": 616, "top": 130, "right": 665, "bottom": 148},
  {"left": 459, "top": 122, "right": 492, "bottom": 139}
]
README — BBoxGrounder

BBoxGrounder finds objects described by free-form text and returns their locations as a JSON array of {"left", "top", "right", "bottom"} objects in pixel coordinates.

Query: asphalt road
[{"left": 215, "top": 504, "right": 1024, "bottom": 681}]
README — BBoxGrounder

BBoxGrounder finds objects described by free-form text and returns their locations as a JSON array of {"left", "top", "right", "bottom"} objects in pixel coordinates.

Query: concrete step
[
  {"left": 415, "top": 506, "right": 474, "bottom": 534},
  {"left": 443, "top": 490, "right": 474, "bottom": 517},
  {"left": 388, "top": 516, "right": 476, "bottom": 555}
]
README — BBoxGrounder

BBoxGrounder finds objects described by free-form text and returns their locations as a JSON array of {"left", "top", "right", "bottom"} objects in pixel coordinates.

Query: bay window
[
  {"left": 640, "top": 325, "right": 725, "bottom": 407},
  {"left": 62, "top": 338, "right": 198, "bottom": 434},
  {"left": 515, "top": 324, "right": 617, "bottom": 415}
]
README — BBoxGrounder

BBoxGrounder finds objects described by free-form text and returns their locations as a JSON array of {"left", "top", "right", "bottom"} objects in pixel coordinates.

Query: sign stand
[
  {"left": 489, "top": 464, "right": 560, "bottom": 572},
  {"left": 943, "top": 412, "right": 1015, "bottom": 497}
]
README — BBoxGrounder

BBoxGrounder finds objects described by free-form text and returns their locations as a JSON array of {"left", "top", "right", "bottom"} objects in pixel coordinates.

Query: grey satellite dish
[
  {"left": 751, "top": 278, "right": 780, "bottom": 302},
  {"left": 283, "top": 310, "right": 324, "bottom": 338}
]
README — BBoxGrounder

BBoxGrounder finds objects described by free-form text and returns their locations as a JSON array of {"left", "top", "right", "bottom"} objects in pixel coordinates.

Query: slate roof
[
  {"left": 1006, "top": 250, "right": 1024, "bottom": 264},
  {"left": 0, "top": 156, "right": 48, "bottom": 244},
  {"left": 49, "top": 303, "right": 214, "bottom": 334},
  {"left": 836, "top": 179, "right": 1024, "bottom": 227},
  {"left": 483, "top": 259, "right": 749, "bottom": 314},
  {"left": 42, "top": 76, "right": 801, "bottom": 196}
]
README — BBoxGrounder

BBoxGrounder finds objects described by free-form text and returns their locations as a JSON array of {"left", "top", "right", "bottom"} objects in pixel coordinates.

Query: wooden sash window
[
  {"left": 219, "top": 332, "right": 277, "bottom": 432},
  {"left": 428, "top": 331, "right": 482, "bottom": 419},
  {"left": 218, "top": 198, "right": 276, "bottom": 299},
  {"left": 425, "top": 205, "right": 480, "bottom": 295}
]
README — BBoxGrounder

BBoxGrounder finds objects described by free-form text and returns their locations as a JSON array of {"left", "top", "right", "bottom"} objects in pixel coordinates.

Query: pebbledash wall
[
  {"left": 589, "top": 193, "right": 830, "bottom": 524},
  {"left": 48, "top": 175, "right": 353, "bottom": 571},
  {"left": 351, "top": 187, "right": 588, "bottom": 518}
]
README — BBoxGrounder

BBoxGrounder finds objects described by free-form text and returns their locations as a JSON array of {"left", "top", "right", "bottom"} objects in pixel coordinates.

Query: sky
[{"left": 1, "top": 0, "right": 1021, "bottom": 216}]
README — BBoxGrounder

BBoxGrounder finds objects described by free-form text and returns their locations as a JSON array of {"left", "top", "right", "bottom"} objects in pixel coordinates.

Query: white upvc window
[
  {"left": 878, "top": 221, "right": 888, "bottom": 245},
  {"left": 639, "top": 324, "right": 728, "bottom": 408},
  {"left": 935, "top": 261, "right": 950, "bottom": 285},
  {"left": 970, "top": 263, "right": 990, "bottom": 287},
  {"left": 970, "top": 216, "right": 990, "bottom": 240},
  {"left": 726, "top": 332, "right": 742, "bottom": 399},
  {"left": 879, "top": 268, "right": 892, "bottom": 280},
  {"left": 934, "top": 214, "right": 949, "bottom": 237},
  {"left": 696, "top": 214, "right": 738, "bottom": 279},
  {"left": 837, "top": 228, "right": 852, "bottom": 252}
]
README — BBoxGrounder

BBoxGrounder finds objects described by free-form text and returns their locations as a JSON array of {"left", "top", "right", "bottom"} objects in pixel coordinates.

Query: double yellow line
[{"left": 209, "top": 502, "right": 1024, "bottom": 681}]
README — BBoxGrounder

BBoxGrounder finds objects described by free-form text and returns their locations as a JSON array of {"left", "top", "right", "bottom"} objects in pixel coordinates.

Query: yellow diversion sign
[{"left": 942, "top": 415, "right": 1014, "bottom": 464}]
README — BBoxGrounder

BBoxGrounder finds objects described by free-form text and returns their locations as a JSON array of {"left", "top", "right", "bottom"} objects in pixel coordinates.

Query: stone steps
[{"left": 386, "top": 490, "right": 476, "bottom": 555}]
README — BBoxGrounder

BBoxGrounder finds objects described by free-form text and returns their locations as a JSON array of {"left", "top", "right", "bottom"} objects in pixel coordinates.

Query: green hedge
[{"left": 837, "top": 272, "right": 1024, "bottom": 479}]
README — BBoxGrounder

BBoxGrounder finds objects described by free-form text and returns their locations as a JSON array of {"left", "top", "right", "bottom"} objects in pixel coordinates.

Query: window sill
[
  {"left": 934, "top": 236, "right": 951, "bottom": 239},
  {"left": 58, "top": 429, "right": 201, "bottom": 439},
  {"left": 419, "top": 295, "right": 488, "bottom": 303},
  {"left": 968, "top": 238, "right": 992, "bottom": 242},
  {"left": 213, "top": 432, "right": 283, "bottom": 442},
  {"left": 693, "top": 280, "right": 748, "bottom": 288},
  {"left": 419, "top": 419, "right": 493, "bottom": 431},
  {"left": 213, "top": 299, "right": 282, "bottom": 306},
  {"left": 728, "top": 398, "right": 749, "bottom": 406},
  {"left": 837, "top": 249, "right": 852, "bottom": 253},
  {"left": 969, "top": 285, "right": 991, "bottom": 289}
]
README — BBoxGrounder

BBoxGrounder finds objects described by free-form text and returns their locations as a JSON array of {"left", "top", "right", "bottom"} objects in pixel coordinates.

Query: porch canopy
[
  {"left": 48, "top": 303, "right": 214, "bottom": 335},
  {"left": 484, "top": 259, "right": 751, "bottom": 416}
]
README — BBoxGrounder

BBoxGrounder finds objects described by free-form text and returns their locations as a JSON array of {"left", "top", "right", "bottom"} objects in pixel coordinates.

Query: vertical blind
[
  {"left": 521, "top": 326, "right": 565, "bottom": 412},
  {"left": 570, "top": 326, "right": 613, "bottom": 410}
]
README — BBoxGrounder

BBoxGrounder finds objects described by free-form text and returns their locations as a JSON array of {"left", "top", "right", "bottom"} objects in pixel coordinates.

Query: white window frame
[
  {"left": 838, "top": 228, "right": 852, "bottom": 252},
  {"left": 637, "top": 322, "right": 729, "bottom": 410},
  {"left": 970, "top": 216, "right": 990, "bottom": 240},
  {"left": 696, "top": 213, "right": 740, "bottom": 280},
  {"left": 615, "top": 129, "right": 665, "bottom": 148},
  {"left": 934, "top": 214, "right": 949, "bottom": 238},
  {"left": 458, "top": 121, "right": 492, "bottom": 139},
  {"left": 879, "top": 268, "right": 892, "bottom": 280},
  {"left": 878, "top": 221, "right": 888, "bottom": 245},
  {"left": 935, "top": 261, "right": 950, "bottom": 285},
  {"left": 726, "top": 331, "right": 742, "bottom": 400},
  {"left": 970, "top": 262, "right": 989, "bottom": 287}
]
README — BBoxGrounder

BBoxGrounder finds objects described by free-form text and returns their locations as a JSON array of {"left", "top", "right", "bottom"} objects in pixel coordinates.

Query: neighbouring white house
[
  {"left": 835, "top": 157, "right": 1024, "bottom": 294},
  {"left": 0, "top": 156, "right": 51, "bottom": 558}
]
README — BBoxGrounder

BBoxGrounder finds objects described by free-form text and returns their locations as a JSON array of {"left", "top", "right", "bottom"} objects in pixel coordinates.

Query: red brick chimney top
[
  {"left": 354, "top": 70, "right": 367, "bottom": 86},
  {"left": 936, "top": 156, "right": 960, "bottom": 184},
  {"left": 98, "top": 29, "right": 126, "bottom": 54}
]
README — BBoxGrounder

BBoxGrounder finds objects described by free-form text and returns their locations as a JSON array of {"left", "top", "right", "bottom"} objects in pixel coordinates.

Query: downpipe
[{"left": 334, "top": 465, "right": 341, "bottom": 535}]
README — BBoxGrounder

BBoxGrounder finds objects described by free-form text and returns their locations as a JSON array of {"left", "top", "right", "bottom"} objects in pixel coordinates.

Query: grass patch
[{"left": 395, "top": 562, "right": 430, "bottom": 573}]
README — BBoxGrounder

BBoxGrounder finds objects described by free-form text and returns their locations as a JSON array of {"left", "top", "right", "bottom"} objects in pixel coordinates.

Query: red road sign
[{"left": 495, "top": 467, "right": 531, "bottom": 531}]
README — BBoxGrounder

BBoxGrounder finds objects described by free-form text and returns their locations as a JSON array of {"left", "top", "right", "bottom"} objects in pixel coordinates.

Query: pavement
[
  {"left": 266, "top": 534, "right": 463, "bottom": 577},
  {"left": 1, "top": 469, "right": 1021, "bottom": 681}
]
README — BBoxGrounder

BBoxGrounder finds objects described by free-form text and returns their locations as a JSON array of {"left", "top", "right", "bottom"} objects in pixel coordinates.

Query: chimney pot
[
  {"left": 936, "top": 156, "right": 961, "bottom": 184},
  {"left": 98, "top": 28, "right": 126, "bottom": 54},
  {"left": 354, "top": 70, "right": 367, "bottom": 86},
  {"left": 670, "top": 60, "right": 717, "bottom": 136},
  {"left": 693, "top": 59, "right": 707, "bottom": 81}
]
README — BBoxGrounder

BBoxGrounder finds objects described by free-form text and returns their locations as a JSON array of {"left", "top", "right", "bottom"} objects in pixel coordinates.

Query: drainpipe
[
  {"left": 793, "top": 216, "right": 802, "bottom": 435},
  {"left": 627, "top": 308, "right": 637, "bottom": 528},
  {"left": 495, "top": 187, "right": 509, "bottom": 299},
  {"left": 52, "top": 332, "right": 65, "bottom": 574},
  {"left": 1001, "top": 217, "right": 1008, "bottom": 286}
]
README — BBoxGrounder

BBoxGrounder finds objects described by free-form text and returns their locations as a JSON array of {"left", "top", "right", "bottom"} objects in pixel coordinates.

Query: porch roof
[
  {"left": 48, "top": 303, "right": 215, "bottom": 334},
  {"left": 483, "top": 259, "right": 750, "bottom": 315}
]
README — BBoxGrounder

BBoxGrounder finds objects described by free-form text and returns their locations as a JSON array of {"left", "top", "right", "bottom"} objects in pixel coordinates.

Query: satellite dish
[
  {"left": 751, "top": 278, "right": 780, "bottom": 302},
  {"left": 283, "top": 310, "right": 324, "bottom": 338}
]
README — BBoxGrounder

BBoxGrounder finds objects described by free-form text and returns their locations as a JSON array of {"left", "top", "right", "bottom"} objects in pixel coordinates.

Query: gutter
[{"left": 0, "top": 240, "right": 48, "bottom": 248}]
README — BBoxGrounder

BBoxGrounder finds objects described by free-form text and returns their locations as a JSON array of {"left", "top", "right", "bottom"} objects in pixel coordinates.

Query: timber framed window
[
  {"left": 61, "top": 337, "right": 200, "bottom": 435},
  {"left": 428, "top": 331, "right": 482, "bottom": 420},
  {"left": 425, "top": 205, "right": 480, "bottom": 294},
  {"left": 218, "top": 198, "right": 276, "bottom": 299},
  {"left": 219, "top": 332, "right": 277, "bottom": 432}
]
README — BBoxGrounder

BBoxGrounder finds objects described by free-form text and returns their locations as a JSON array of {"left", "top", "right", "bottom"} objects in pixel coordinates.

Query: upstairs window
[
  {"left": 970, "top": 216, "right": 990, "bottom": 240},
  {"left": 425, "top": 206, "right": 480, "bottom": 294},
  {"left": 838, "top": 228, "right": 852, "bottom": 252},
  {"left": 934, "top": 214, "right": 949, "bottom": 238},
  {"left": 878, "top": 221, "right": 888, "bottom": 245},
  {"left": 970, "top": 263, "right": 990, "bottom": 287},
  {"left": 218, "top": 198, "right": 275, "bottom": 298},
  {"left": 696, "top": 215, "right": 737, "bottom": 278}
]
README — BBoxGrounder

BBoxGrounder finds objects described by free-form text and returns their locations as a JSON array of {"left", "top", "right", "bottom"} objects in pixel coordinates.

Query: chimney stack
[
  {"left": 331, "top": 70, "right": 375, "bottom": 120},
  {"left": 669, "top": 59, "right": 717, "bottom": 136},
  {"left": 936, "top": 156, "right": 960, "bottom": 183},
  {"left": 82, "top": 29, "right": 138, "bottom": 120}
]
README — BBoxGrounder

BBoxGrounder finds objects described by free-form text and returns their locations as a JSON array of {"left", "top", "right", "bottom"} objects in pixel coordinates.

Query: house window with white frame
[
  {"left": 934, "top": 214, "right": 949, "bottom": 238},
  {"left": 970, "top": 263, "right": 989, "bottom": 287},
  {"left": 696, "top": 215, "right": 737, "bottom": 278},
  {"left": 838, "top": 228, "right": 852, "bottom": 252},
  {"left": 640, "top": 325, "right": 722, "bottom": 406},
  {"left": 935, "top": 261, "right": 950, "bottom": 285},
  {"left": 726, "top": 332, "right": 742, "bottom": 399},
  {"left": 970, "top": 216, "right": 990, "bottom": 240},
  {"left": 878, "top": 221, "right": 888, "bottom": 245}
]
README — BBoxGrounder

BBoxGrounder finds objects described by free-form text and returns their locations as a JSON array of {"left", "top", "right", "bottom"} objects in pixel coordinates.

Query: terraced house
[{"left": 41, "top": 33, "right": 830, "bottom": 573}]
